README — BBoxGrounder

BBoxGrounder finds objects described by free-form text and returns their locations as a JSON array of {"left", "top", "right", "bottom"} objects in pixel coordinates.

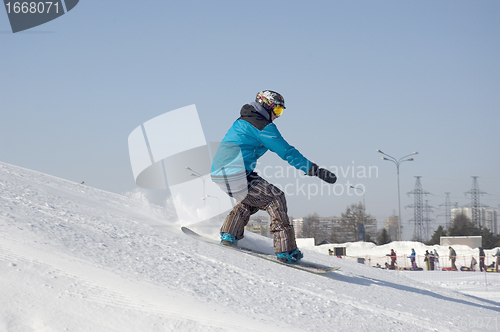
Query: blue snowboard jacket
[{"left": 211, "top": 102, "right": 312, "bottom": 181}]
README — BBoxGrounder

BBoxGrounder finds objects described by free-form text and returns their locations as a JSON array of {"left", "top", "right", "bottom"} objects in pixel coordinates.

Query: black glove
[{"left": 307, "top": 163, "right": 337, "bottom": 184}]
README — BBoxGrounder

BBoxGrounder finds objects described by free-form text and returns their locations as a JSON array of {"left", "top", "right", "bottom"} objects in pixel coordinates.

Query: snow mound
[{"left": 0, "top": 161, "right": 499, "bottom": 332}]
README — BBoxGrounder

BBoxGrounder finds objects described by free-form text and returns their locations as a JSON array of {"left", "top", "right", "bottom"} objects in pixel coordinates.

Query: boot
[
  {"left": 276, "top": 248, "right": 303, "bottom": 264},
  {"left": 220, "top": 233, "right": 238, "bottom": 247}
]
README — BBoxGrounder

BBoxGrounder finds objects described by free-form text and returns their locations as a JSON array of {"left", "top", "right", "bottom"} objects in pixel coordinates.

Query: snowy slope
[{"left": 1, "top": 161, "right": 499, "bottom": 332}]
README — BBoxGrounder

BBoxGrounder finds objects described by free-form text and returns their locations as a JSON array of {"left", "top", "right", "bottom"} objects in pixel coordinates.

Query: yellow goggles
[{"left": 273, "top": 105, "right": 285, "bottom": 117}]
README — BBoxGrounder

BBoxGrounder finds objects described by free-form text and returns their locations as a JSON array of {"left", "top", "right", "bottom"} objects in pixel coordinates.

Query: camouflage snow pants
[{"left": 220, "top": 176, "right": 297, "bottom": 254}]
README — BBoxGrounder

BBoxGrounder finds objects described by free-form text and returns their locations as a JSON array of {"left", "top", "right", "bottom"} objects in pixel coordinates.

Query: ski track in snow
[{"left": 1, "top": 161, "right": 499, "bottom": 332}]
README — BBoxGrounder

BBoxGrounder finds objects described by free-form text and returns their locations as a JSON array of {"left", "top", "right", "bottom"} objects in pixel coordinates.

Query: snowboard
[
  {"left": 399, "top": 267, "right": 423, "bottom": 271},
  {"left": 181, "top": 227, "right": 340, "bottom": 274}
]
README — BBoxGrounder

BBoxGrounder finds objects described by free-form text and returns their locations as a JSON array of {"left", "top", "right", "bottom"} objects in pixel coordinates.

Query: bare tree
[
  {"left": 302, "top": 213, "right": 319, "bottom": 239},
  {"left": 338, "top": 203, "right": 368, "bottom": 242}
]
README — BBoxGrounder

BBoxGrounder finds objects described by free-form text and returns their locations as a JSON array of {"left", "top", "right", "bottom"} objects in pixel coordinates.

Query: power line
[
  {"left": 437, "top": 192, "right": 457, "bottom": 229},
  {"left": 464, "top": 176, "right": 488, "bottom": 226},
  {"left": 406, "top": 176, "right": 432, "bottom": 242}
]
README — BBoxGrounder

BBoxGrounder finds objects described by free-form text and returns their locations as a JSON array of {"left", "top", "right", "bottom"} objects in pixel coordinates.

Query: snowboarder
[
  {"left": 479, "top": 247, "right": 486, "bottom": 272},
  {"left": 449, "top": 246, "right": 457, "bottom": 271},
  {"left": 211, "top": 90, "right": 337, "bottom": 264},
  {"left": 433, "top": 249, "right": 440, "bottom": 271}
]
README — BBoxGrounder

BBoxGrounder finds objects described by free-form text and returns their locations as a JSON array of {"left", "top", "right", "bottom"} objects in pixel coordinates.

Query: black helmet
[{"left": 255, "top": 90, "right": 285, "bottom": 113}]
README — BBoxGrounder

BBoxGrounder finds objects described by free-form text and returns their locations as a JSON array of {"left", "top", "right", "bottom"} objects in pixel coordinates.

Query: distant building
[
  {"left": 383, "top": 215, "right": 399, "bottom": 241},
  {"left": 292, "top": 218, "right": 304, "bottom": 238},
  {"left": 312, "top": 217, "right": 343, "bottom": 241},
  {"left": 293, "top": 216, "right": 377, "bottom": 243},
  {"left": 364, "top": 216, "right": 378, "bottom": 240},
  {"left": 245, "top": 215, "right": 271, "bottom": 237},
  {"left": 451, "top": 207, "right": 498, "bottom": 234},
  {"left": 247, "top": 213, "right": 381, "bottom": 242}
]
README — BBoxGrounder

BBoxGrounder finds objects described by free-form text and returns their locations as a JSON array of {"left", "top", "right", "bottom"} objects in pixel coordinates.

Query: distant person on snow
[
  {"left": 433, "top": 249, "right": 440, "bottom": 271},
  {"left": 386, "top": 249, "right": 397, "bottom": 270},
  {"left": 493, "top": 248, "right": 500, "bottom": 272},
  {"left": 470, "top": 256, "right": 477, "bottom": 271},
  {"left": 409, "top": 248, "right": 417, "bottom": 269},
  {"left": 424, "top": 250, "right": 430, "bottom": 271},
  {"left": 211, "top": 90, "right": 337, "bottom": 264},
  {"left": 429, "top": 250, "right": 435, "bottom": 271},
  {"left": 479, "top": 247, "right": 486, "bottom": 272},
  {"left": 424, "top": 250, "right": 435, "bottom": 270},
  {"left": 449, "top": 246, "right": 457, "bottom": 271}
]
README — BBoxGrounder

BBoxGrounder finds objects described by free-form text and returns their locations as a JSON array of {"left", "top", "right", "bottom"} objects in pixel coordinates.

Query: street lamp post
[
  {"left": 186, "top": 166, "right": 206, "bottom": 207},
  {"left": 202, "top": 195, "right": 221, "bottom": 214},
  {"left": 350, "top": 185, "right": 365, "bottom": 212},
  {"left": 186, "top": 166, "right": 221, "bottom": 213},
  {"left": 376, "top": 150, "right": 418, "bottom": 241}
]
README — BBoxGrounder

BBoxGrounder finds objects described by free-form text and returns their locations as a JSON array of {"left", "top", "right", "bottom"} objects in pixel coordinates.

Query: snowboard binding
[
  {"left": 276, "top": 248, "right": 303, "bottom": 264},
  {"left": 220, "top": 232, "right": 238, "bottom": 247}
]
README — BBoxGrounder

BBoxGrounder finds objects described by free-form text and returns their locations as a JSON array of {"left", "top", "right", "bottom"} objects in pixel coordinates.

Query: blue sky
[{"left": 1, "top": 1, "right": 499, "bottom": 240}]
